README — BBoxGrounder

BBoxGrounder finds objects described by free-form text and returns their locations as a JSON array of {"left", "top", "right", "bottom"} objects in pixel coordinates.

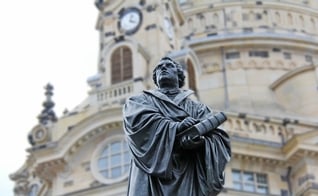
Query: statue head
[{"left": 152, "top": 57, "right": 185, "bottom": 88}]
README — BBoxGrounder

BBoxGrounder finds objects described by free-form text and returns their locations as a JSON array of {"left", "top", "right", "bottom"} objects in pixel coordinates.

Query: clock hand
[{"left": 129, "top": 15, "right": 136, "bottom": 23}]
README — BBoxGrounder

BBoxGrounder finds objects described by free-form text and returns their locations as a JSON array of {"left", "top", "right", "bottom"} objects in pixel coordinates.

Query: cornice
[
  {"left": 28, "top": 108, "right": 123, "bottom": 163},
  {"left": 9, "top": 163, "right": 29, "bottom": 182},
  {"left": 180, "top": 1, "right": 318, "bottom": 16},
  {"left": 65, "top": 121, "right": 122, "bottom": 159},
  {"left": 95, "top": 0, "right": 125, "bottom": 13},
  {"left": 231, "top": 152, "right": 285, "bottom": 166},
  {"left": 60, "top": 180, "right": 128, "bottom": 196},
  {"left": 282, "top": 130, "right": 318, "bottom": 164},
  {"left": 224, "top": 111, "right": 318, "bottom": 166},
  {"left": 31, "top": 121, "right": 122, "bottom": 182},
  {"left": 224, "top": 109, "right": 318, "bottom": 127},
  {"left": 230, "top": 135, "right": 318, "bottom": 166},
  {"left": 34, "top": 158, "right": 66, "bottom": 182},
  {"left": 252, "top": 1, "right": 318, "bottom": 15},
  {"left": 186, "top": 32, "right": 318, "bottom": 51}
]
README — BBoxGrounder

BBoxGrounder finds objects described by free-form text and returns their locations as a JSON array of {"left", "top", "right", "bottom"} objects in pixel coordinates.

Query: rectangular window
[
  {"left": 249, "top": 51, "right": 269, "bottom": 58},
  {"left": 242, "top": 13, "right": 249, "bottom": 21},
  {"left": 256, "top": 13, "right": 262, "bottom": 20},
  {"left": 281, "top": 189, "right": 289, "bottom": 196},
  {"left": 243, "top": 28, "right": 253, "bottom": 33},
  {"left": 178, "top": 0, "right": 187, "bottom": 4},
  {"left": 283, "top": 52, "right": 291, "bottom": 59},
  {"left": 305, "top": 55, "right": 313, "bottom": 63},
  {"left": 232, "top": 169, "right": 269, "bottom": 194},
  {"left": 272, "top": 48, "right": 281, "bottom": 52},
  {"left": 256, "top": 1, "right": 263, "bottom": 5},
  {"left": 226, "top": 52, "right": 240, "bottom": 59}
]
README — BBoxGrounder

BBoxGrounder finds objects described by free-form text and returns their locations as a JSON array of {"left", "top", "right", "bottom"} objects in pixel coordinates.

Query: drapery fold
[{"left": 123, "top": 89, "right": 231, "bottom": 196}]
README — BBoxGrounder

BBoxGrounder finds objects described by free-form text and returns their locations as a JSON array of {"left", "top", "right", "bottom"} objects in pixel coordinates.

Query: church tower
[
  {"left": 10, "top": 0, "right": 318, "bottom": 196},
  {"left": 91, "top": 0, "right": 183, "bottom": 93}
]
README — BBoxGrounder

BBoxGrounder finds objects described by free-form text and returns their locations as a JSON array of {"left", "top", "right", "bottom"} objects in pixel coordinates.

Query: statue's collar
[
  {"left": 158, "top": 88, "right": 180, "bottom": 95},
  {"left": 144, "top": 89, "right": 194, "bottom": 105}
]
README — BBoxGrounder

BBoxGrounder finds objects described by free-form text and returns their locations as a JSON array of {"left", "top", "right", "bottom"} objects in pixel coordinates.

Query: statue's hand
[
  {"left": 177, "top": 117, "right": 199, "bottom": 132},
  {"left": 179, "top": 135, "right": 205, "bottom": 149}
]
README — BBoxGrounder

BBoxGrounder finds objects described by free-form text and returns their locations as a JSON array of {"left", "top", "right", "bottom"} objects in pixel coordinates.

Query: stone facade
[{"left": 10, "top": 0, "right": 318, "bottom": 196}]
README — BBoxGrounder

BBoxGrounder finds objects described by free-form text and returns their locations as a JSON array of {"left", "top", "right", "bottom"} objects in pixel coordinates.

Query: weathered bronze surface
[{"left": 123, "top": 57, "right": 231, "bottom": 196}]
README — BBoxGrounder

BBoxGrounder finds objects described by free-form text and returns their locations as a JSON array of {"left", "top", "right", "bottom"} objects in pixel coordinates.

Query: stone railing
[
  {"left": 97, "top": 82, "right": 133, "bottom": 102},
  {"left": 93, "top": 79, "right": 146, "bottom": 107},
  {"left": 223, "top": 112, "right": 294, "bottom": 144}
]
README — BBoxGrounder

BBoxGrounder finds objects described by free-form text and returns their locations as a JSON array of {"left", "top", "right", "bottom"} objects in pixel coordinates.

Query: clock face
[
  {"left": 119, "top": 8, "right": 142, "bottom": 35},
  {"left": 164, "top": 18, "right": 174, "bottom": 39}
]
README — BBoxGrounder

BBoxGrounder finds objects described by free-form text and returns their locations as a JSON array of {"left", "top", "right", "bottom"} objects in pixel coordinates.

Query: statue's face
[{"left": 155, "top": 59, "right": 178, "bottom": 88}]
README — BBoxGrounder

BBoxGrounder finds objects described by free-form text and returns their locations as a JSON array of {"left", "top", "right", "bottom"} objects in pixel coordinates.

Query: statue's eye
[{"left": 166, "top": 63, "right": 173, "bottom": 67}]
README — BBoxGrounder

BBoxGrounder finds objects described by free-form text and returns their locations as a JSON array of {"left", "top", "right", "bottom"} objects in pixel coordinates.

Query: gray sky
[{"left": 0, "top": 1, "right": 98, "bottom": 194}]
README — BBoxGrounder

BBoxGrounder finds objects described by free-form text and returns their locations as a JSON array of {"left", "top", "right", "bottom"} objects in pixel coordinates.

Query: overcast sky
[{"left": 0, "top": 1, "right": 98, "bottom": 194}]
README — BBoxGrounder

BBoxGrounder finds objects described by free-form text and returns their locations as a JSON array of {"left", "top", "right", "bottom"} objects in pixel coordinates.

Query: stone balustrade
[
  {"left": 224, "top": 113, "right": 294, "bottom": 144},
  {"left": 92, "top": 79, "right": 145, "bottom": 107},
  {"left": 97, "top": 82, "right": 133, "bottom": 103}
]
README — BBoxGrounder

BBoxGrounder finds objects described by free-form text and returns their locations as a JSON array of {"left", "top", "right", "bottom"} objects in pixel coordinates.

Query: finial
[
  {"left": 95, "top": 0, "right": 104, "bottom": 10},
  {"left": 38, "top": 83, "right": 57, "bottom": 125}
]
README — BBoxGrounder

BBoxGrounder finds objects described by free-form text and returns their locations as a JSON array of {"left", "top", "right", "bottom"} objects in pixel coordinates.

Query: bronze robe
[{"left": 123, "top": 89, "right": 231, "bottom": 196}]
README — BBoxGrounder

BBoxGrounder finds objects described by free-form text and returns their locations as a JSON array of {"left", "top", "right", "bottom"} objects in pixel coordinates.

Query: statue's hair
[{"left": 152, "top": 57, "right": 185, "bottom": 88}]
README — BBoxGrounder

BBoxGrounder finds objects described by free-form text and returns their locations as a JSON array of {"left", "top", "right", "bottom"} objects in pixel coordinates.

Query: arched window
[
  {"left": 98, "top": 139, "right": 130, "bottom": 179},
  {"left": 28, "top": 184, "right": 39, "bottom": 196},
  {"left": 187, "top": 60, "right": 197, "bottom": 95},
  {"left": 111, "top": 46, "right": 133, "bottom": 84},
  {"left": 310, "top": 18, "right": 316, "bottom": 30},
  {"left": 287, "top": 13, "right": 293, "bottom": 25},
  {"left": 275, "top": 12, "right": 281, "bottom": 24},
  {"left": 213, "top": 13, "right": 219, "bottom": 27},
  {"left": 249, "top": 11, "right": 255, "bottom": 21},
  {"left": 92, "top": 135, "right": 131, "bottom": 184},
  {"left": 199, "top": 14, "right": 206, "bottom": 27},
  {"left": 187, "top": 18, "right": 193, "bottom": 30},
  {"left": 299, "top": 15, "right": 305, "bottom": 28}
]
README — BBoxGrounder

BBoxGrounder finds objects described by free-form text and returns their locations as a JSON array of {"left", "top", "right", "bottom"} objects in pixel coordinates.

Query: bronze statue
[{"left": 123, "top": 57, "right": 231, "bottom": 196}]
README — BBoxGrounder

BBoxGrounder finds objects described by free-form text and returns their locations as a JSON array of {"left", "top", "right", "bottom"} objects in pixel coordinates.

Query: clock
[
  {"left": 118, "top": 7, "right": 142, "bottom": 35},
  {"left": 29, "top": 125, "right": 49, "bottom": 145},
  {"left": 164, "top": 17, "right": 174, "bottom": 39}
]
